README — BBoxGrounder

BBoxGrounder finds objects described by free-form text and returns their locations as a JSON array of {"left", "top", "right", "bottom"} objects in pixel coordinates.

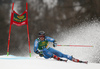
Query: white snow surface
[
  {"left": 54, "top": 20, "right": 100, "bottom": 63},
  {"left": 0, "top": 55, "right": 100, "bottom": 69}
]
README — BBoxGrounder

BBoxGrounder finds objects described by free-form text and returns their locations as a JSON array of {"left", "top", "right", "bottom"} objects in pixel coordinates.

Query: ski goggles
[{"left": 39, "top": 35, "right": 45, "bottom": 38}]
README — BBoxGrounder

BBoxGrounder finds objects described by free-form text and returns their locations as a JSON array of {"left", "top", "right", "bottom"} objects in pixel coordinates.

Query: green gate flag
[
  {"left": 13, "top": 13, "right": 26, "bottom": 22},
  {"left": 11, "top": 10, "right": 28, "bottom": 26}
]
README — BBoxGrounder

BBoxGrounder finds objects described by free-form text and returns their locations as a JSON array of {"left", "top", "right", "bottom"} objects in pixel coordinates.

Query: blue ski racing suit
[{"left": 34, "top": 36, "right": 73, "bottom": 60}]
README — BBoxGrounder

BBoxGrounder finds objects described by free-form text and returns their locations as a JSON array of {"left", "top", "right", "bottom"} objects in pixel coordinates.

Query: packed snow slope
[{"left": 0, "top": 55, "right": 100, "bottom": 69}]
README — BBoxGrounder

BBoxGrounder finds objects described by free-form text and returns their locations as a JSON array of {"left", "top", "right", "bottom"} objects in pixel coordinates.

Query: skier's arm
[
  {"left": 46, "top": 36, "right": 55, "bottom": 42},
  {"left": 34, "top": 39, "right": 40, "bottom": 54},
  {"left": 46, "top": 36, "right": 57, "bottom": 47}
]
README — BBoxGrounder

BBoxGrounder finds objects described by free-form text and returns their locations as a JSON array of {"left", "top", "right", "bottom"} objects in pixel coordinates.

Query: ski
[
  {"left": 72, "top": 57, "right": 88, "bottom": 64},
  {"left": 59, "top": 58, "right": 68, "bottom": 62},
  {"left": 79, "top": 61, "right": 88, "bottom": 64}
]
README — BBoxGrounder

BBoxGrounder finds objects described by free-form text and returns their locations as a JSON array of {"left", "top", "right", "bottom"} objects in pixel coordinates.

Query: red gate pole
[
  {"left": 26, "top": 3, "right": 31, "bottom": 57},
  {"left": 7, "top": 3, "right": 14, "bottom": 56}
]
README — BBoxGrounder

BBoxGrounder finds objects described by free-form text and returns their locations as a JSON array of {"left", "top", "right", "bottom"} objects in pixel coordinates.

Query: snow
[
  {"left": 43, "top": 0, "right": 58, "bottom": 9},
  {"left": 56, "top": 20, "right": 100, "bottom": 63},
  {"left": 73, "top": 2, "right": 82, "bottom": 12},
  {"left": 13, "top": 1, "right": 21, "bottom": 13},
  {"left": 28, "top": 0, "right": 58, "bottom": 9},
  {"left": 0, "top": 55, "right": 100, "bottom": 69},
  {"left": 9, "top": 1, "right": 21, "bottom": 18}
]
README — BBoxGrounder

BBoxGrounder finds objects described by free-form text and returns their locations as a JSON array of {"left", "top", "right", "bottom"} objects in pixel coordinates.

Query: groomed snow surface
[{"left": 0, "top": 55, "right": 100, "bottom": 69}]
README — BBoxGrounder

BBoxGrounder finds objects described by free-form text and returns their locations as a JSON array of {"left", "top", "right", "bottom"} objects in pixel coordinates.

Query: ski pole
[{"left": 57, "top": 45, "right": 93, "bottom": 47}]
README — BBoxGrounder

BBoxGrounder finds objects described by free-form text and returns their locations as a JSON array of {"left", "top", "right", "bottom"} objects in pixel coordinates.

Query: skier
[{"left": 34, "top": 31, "right": 88, "bottom": 64}]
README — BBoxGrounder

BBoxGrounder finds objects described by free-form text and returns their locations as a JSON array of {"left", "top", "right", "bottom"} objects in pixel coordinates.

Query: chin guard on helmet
[{"left": 38, "top": 31, "right": 45, "bottom": 38}]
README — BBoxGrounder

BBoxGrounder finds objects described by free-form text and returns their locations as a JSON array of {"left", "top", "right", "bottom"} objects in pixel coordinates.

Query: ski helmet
[{"left": 38, "top": 31, "right": 45, "bottom": 37}]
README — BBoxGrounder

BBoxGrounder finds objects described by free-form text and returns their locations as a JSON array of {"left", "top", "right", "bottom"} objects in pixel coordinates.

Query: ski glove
[
  {"left": 35, "top": 50, "right": 40, "bottom": 54},
  {"left": 53, "top": 40, "right": 57, "bottom": 47},
  {"left": 39, "top": 53, "right": 44, "bottom": 57}
]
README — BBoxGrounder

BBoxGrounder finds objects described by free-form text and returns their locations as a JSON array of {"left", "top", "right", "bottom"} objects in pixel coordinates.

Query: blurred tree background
[{"left": 0, "top": 0, "right": 100, "bottom": 56}]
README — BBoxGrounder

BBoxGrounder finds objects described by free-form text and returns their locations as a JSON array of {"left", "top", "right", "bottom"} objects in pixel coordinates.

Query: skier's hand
[
  {"left": 53, "top": 41, "right": 57, "bottom": 47},
  {"left": 39, "top": 53, "right": 44, "bottom": 57},
  {"left": 35, "top": 50, "right": 40, "bottom": 54}
]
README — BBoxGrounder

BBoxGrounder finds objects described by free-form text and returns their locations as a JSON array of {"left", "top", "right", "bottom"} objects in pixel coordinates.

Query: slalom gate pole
[
  {"left": 7, "top": 3, "right": 14, "bottom": 56},
  {"left": 26, "top": 2, "right": 31, "bottom": 57},
  {"left": 57, "top": 45, "right": 93, "bottom": 47}
]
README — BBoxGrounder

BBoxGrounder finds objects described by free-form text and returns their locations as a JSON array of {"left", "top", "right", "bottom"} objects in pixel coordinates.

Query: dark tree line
[{"left": 0, "top": 0, "right": 100, "bottom": 56}]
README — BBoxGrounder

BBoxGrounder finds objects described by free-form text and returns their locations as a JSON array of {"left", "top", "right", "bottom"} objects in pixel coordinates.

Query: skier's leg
[
  {"left": 48, "top": 48, "right": 72, "bottom": 60},
  {"left": 43, "top": 55, "right": 50, "bottom": 59},
  {"left": 62, "top": 54, "right": 88, "bottom": 63},
  {"left": 43, "top": 48, "right": 53, "bottom": 58},
  {"left": 43, "top": 48, "right": 67, "bottom": 61},
  {"left": 48, "top": 48, "right": 88, "bottom": 63},
  {"left": 57, "top": 53, "right": 88, "bottom": 63}
]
